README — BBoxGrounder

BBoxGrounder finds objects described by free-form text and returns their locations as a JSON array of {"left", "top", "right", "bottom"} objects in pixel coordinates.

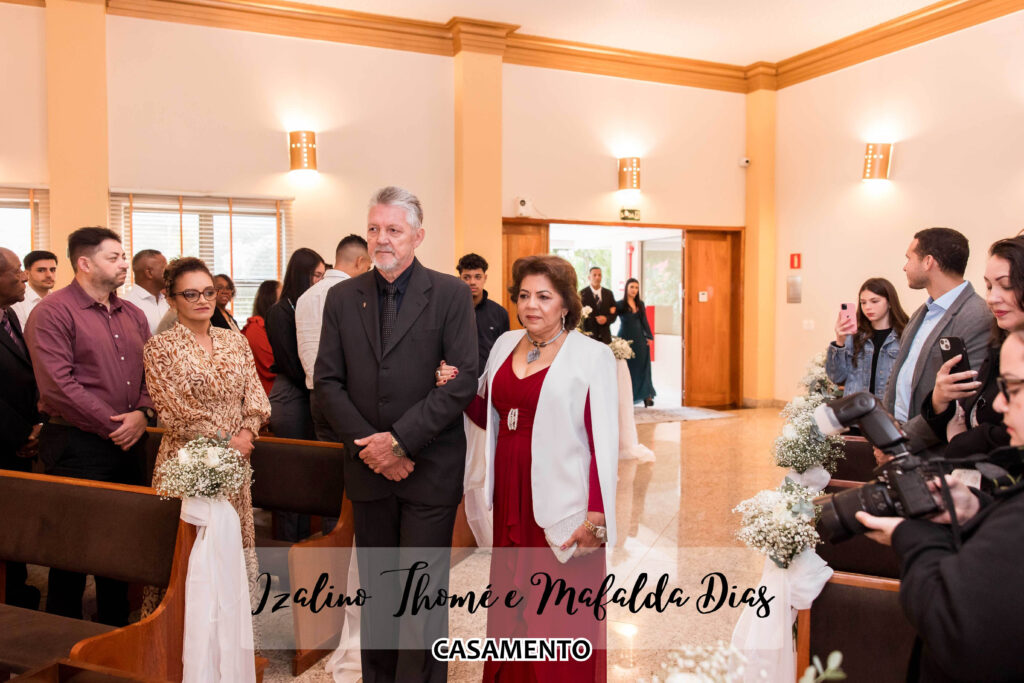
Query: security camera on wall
[{"left": 513, "top": 196, "right": 535, "bottom": 217}]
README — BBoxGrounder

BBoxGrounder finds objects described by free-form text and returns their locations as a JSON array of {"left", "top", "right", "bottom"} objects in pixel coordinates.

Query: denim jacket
[{"left": 825, "top": 330, "right": 900, "bottom": 400}]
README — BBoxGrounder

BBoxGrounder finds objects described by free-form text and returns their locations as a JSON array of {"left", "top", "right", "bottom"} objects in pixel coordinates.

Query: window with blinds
[
  {"left": 0, "top": 188, "right": 50, "bottom": 262},
  {"left": 108, "top": 193, "right": 293, "bottom": 320}
]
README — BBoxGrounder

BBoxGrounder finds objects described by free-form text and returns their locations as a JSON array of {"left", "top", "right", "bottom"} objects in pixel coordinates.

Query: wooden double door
[{"left": 500, "top": 219, "right": 741, "bottom": 407}]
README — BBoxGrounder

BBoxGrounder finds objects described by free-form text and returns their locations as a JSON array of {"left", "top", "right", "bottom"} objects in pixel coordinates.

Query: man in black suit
[
  {"left": 580, "top": 265, "right": 618, "bottom": 343},
  {"left": 0, "top": 247, "right": 43, "bottom": 609},
  {"left": 315, "top": 187, "right": 477, "bottom": 683}
]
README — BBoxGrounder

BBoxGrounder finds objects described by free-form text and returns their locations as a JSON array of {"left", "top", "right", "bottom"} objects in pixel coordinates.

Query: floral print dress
[{"left": 142, "top": 322, "right": 271, "bottom": 611}]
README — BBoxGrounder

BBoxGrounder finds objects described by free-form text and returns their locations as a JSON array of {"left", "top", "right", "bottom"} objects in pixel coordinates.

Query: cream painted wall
[
  {"left": 0, "top": 4, "right": 47, "bottom": 185},
  {"left": 502, "top": 64, "right": 746, "bottom": 226},
  {"left": 775, "top": 11, "right": 1024, "bottom": 399},
  {"left": 106, "top": 17, "right": 454, "bottom": 270}
]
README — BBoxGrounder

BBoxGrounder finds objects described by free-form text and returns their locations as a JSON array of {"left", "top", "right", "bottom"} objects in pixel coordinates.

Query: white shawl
[{"left": 477, "top": 329, "right": 619, "bottom": 546}]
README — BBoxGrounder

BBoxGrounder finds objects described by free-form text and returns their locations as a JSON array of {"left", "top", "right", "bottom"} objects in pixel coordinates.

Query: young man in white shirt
[
  {"left": 10, "top": 250, "right": 57, "bottom": 328},
  {"left": 122, "top": 249, "right": 168, "bottom": 335},
  {"left": 296, "top": 234, "right": 371, "bottom": 439}
]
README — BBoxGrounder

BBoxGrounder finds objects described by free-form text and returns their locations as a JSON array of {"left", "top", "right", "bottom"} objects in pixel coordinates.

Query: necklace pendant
[{"left": 527, "top": 347, "right": 540, "bottom": 363}]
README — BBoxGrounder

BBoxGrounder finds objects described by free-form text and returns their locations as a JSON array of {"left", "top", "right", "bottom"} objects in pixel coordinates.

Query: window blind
[
  {"left": 0, "top": 187, "right": 50, "bottom": 261},
  {"left": 108, "top": 192, "right": 291, "bottom": 319}
]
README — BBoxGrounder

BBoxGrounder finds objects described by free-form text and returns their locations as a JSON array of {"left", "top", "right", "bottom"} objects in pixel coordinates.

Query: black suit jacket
[
  {"left": 314, "top": 260, "right": 478, "bottom": 506},
  {"left": 0, "top": 308, "right": 39, "bottom": 464},
  {"left": 580, "top": 287, "right": 618, "bottom": 344}
]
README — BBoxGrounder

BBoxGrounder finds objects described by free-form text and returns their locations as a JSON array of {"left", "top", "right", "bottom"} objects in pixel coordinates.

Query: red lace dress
[{"left": 468, "top": 354, "right": 607, "bottom": 683}]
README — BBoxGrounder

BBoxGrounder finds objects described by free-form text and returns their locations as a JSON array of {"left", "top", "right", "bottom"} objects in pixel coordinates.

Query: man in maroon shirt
[{"left": 24, "top": 226, "right": 155, "bottom": 626}]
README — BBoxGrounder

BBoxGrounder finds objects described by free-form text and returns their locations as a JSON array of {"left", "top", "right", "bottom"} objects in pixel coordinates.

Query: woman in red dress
[{"left": 445, "top": 255, "right": 619, "bottom": 682}]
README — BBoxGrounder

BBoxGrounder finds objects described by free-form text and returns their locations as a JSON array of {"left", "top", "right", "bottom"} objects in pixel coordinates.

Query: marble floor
[{"left": 264, "top": 406, "right": 787, "bottom": 682}]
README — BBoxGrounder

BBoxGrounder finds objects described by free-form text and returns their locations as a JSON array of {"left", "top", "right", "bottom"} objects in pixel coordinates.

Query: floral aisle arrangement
[
  {"left": 734, "top": 479, "right": 822, "bottom": 569},
  {"left": 154, "top": 436, "right": 252, "bottom": 499},
  {"left": 640, "top": 642, "right": 844, "bottom": 682},
  {"left": 773, "top": 394, "right": 846, "bottom": 475},
  {"left": 800, "top": 351, "right": 842, "bottom": 400}
]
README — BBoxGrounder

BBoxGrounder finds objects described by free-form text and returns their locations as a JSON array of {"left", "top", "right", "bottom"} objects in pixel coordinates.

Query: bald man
[{"left": 0, "top": 247, "right": 42, "bottom": 609}]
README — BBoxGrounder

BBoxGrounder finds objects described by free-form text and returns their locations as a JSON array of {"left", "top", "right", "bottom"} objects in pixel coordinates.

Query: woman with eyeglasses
[
  {"left": 142, "top": 257, "right": 270, "bottom": 607},
  {"left": 919, "top": 236, "right": 1024, "bottom": 459},
  {"left": 212, "top": 273, "right": 241, "bottom": 332}
]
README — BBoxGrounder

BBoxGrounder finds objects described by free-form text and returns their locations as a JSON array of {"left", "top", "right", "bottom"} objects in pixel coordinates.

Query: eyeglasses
[
  {"left": 996, "top": 375, "right": 1024, "bottom": 403},
  {"left": 172, "top": 287, "right": 217, "bottom": 303},
  {"left": 214, "top": 284, "right": 234, "bottom": 292}
]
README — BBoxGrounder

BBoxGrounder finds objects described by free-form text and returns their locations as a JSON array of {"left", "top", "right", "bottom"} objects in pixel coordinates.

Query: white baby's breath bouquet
[
  {"left": 800, "top": 351, "right": 842, "bottom": 399},
  {"left": 773, "top": 394, "right": 845, "bottom": 474},
  {"left": 734, "top": 479, "right": 821, "bottom": 569},
  {"left": 609, "top": 336, "right": 635, "bottom": 360},
  {"left": 154, "top": 436, "right": 252, "bottom": 499}
]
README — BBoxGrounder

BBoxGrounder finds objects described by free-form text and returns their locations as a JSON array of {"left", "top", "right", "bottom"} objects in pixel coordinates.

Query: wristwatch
[
  {"left": 390, "top": 432, "right": 407, "bottom": 458},
  {"left": 583, "top": 518, "right": 608, "bottom": 542},
  {"left": 139, "top": 407, "right": 156, "bottom": 421}
]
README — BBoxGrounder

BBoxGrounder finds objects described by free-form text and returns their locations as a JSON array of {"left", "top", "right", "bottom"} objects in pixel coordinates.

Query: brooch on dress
[{"left": 507, "top": 408, "right": 519, "bottom": 431}]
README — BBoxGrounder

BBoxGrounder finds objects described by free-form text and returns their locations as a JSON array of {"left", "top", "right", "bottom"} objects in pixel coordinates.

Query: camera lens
[{"left": 817, "top": 482, "right": 897, "bottom": 544}]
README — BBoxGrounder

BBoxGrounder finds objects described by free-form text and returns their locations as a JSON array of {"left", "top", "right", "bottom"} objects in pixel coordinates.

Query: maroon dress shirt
[{"left": 24, "top": 279, "right": 153, "bottom": 438}]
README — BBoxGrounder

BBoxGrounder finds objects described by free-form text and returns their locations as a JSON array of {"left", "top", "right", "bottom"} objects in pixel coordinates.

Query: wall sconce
[
  {"left": 862, "top": 143, "right": 893, "bottom": 180},
  {"left": 617, "top": 157, "right": 641, "bottom": 221},
  {"left": 618, "top": 157, "right": 641, "bottom": 190},
  {"left": 289, "top": 131, "right": 318, "bottom": 172}
]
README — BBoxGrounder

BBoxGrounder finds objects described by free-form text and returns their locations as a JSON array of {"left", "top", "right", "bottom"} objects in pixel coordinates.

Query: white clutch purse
[{"left": 543, "top": 510, "right": 587, "bottom": 564}]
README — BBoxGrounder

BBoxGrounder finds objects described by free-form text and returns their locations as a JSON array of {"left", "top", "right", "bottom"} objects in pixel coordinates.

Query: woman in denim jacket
[{"left": 826, "top": 277, "right": 909, "bottom": 399}]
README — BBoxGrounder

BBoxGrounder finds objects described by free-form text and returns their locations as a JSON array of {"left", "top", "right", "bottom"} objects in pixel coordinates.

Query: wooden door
[
  {"left": 683, "top": 231, "right": 742, "bottom": 406},
  {"left": 501, "top": 221, "right": 549, "bottom": 329}
]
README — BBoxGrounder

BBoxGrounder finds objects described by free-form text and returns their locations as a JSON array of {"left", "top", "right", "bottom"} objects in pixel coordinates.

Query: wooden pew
[
  {"left": 832, "top": 435, "right": 878, "bottom": 485},
  {"left": 796, "top": 571, "right": 916, "bottom": 683},
  {"left": 0, "top": 470, "right": 186, "bottom": 680},
  {"left": 143, "top": 428, "right": 478, "bottom": 676}
]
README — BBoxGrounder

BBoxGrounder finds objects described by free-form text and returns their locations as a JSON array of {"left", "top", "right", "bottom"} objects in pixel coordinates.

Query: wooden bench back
[
  {"left": 832, "top": 435, "right": 878, "bottom": 482},
  {"left": 797, "top": 572, "right": 915, "bottom": 683},
  {"left": 144, "top": 428, "right": 345, "bottom": 517},
  {"left": 0, "top": 471, "right": 181, "bottom": 587}
]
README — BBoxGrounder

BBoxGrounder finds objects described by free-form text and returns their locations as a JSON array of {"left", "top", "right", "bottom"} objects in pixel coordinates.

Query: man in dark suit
[
  {"left": 0, "top": 247, "right": 43, "bottom": 609},
  {"left": 580, "top": 265, "right": 617, "bottom": 343},
  {"left": 315, "top": 187, "right": 477, "bottom": 683}
]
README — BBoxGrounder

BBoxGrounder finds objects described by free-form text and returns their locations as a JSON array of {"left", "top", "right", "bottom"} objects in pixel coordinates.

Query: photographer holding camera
[{"left": 857, "top": 330, "right": 1024, "bottom": 682}]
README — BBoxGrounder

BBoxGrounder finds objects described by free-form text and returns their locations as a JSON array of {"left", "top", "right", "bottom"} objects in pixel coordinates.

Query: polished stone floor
[{"left": 264, "top": 407, "right": 787, "bottom": 682}]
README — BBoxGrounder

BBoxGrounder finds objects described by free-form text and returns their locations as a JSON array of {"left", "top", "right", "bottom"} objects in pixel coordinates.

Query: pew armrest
[{"left": 69, "top": 521, "right": 197, "bottom": 681}]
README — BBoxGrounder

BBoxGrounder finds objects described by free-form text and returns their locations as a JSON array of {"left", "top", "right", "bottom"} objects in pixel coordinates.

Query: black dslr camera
[{"left": 813, "top": 392, "right": 942, "bottom": 543}]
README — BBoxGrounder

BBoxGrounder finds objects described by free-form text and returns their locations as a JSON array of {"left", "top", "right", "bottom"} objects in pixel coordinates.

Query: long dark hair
[
  {"left": 280, "top": 248, "right": 325, "bottom": 305},
  {"left": 987, "top": 236, "right": 1024, "bottom": 347},
  {"left": 252, "top": 279, "right": 280, "bottom": 319},
  {"left": 851, "top": 277, "right": 909, "bottom": 367},
  {"left": 622, "top": 278, "right": 645, "bottom": 311}
]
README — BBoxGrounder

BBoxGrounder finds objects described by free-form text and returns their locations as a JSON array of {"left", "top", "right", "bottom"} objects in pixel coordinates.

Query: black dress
[{"left": 616, "top": 299, "right": 656, "bottom": 403}]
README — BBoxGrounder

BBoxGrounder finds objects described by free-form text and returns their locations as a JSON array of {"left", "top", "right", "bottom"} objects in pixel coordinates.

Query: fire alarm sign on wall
[{"left": 790, "top": 253, "right": 801, "bottom": 269}]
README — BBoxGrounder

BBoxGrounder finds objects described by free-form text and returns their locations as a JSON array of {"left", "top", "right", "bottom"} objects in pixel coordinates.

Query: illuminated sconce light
[
  {"left": 289, "top": 131, "right": 318, "bottom": 172},
  {"left": 617, "top": 157, "right": 641, "bottom": 221},
  {"left": 862, "top": 143, "right": 893, "bottom": 180},
  {"left": 618, "top": 157, "right": 641, "bottom": 190}
]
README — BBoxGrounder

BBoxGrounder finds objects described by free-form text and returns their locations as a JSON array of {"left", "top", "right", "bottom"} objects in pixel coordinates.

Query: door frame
[{"left": 502, "top": 217, "right": 745, "bottom": 407}]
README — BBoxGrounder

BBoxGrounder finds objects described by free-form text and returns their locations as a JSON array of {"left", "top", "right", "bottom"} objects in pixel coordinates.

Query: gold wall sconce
[
  {"left": 618, "top": 157, "right": 641, "bottom": 190},
  {"left": 862, "top": 143, "right": 893, "bottom": 180},
  {"left": 289, "top": 131, "right": 317, "bottom": 172}
]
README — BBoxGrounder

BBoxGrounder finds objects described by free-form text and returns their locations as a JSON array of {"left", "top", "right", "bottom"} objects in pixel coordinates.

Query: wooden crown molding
[
  {"left": 504, "top": 33, "right": 748, "bottom": 92},
  {"left": 773, "top": 0, "right": 1024, "bottom": 89},
  {"left": 5, "top": 0, "right": 1017, "bottom": 93},
  {"left": 446, "top": 16, "right": 518, "bottom": 56},
  {"left": 105, "top": 0, "right": 456, "bottom": 56}
]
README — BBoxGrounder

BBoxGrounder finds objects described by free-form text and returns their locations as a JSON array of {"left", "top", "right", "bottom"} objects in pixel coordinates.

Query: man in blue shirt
[{"left": 883, "top": 228, "right": 992, "bottom": 449}]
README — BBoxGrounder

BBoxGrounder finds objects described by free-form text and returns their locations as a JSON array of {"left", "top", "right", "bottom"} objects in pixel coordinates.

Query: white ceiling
[{"left": 308, "top": 0, "right": 938, "bottom": 64}]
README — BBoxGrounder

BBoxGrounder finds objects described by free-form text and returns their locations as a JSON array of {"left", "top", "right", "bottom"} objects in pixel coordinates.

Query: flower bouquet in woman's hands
[
  {"left": 609, "top": 336, "right": 635, "bottom": 360},
  {"left": 154, "top": 436, "right": 252, "bottom": 499},
  {"left": 734, "top": 479, "right": 822, "bottom": 569}
]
